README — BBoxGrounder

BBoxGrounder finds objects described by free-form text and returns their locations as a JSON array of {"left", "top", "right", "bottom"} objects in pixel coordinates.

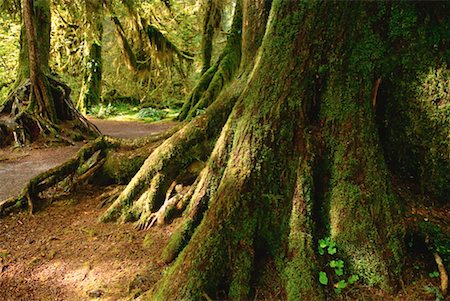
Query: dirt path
[
  {"left": 87, "top": 118, "right": 177, "bottom": 139},
  {"left": 0, "top": 119, "right": 177, "bottom": 201}
]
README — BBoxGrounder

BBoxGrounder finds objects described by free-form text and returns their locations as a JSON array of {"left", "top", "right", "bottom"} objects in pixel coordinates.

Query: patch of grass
[
  {"left": 81, "top": 227, "right": 97, "bottom": 240},
  {"left": 0, "top": 249, "right": 10, "bottom": 259}
]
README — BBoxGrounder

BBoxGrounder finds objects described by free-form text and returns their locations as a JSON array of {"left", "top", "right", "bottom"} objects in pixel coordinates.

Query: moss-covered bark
[
  {"left": 200, "top": 0, "right": 221, "bottom": 75},
  {"left": 178, "top": 0, "right": 243, "bottom": 121},
  {"left": 77, "top": 0, "right": 103, "bottom": 114},
  {"left": 16, "top": 0, "right": 50, "bottom": 83},
  {"left": 147, "top": 1, "right": 413, "bottom": 299}
]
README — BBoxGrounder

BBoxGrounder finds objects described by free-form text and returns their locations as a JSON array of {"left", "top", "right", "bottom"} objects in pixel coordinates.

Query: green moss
[{"left": 161, "top": 219, "right": 195, "bottom": 263}]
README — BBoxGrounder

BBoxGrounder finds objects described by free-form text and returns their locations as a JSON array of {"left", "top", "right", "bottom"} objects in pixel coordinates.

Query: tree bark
[{"left": 77, "top": 0, "right": 103, "bottom": 114}]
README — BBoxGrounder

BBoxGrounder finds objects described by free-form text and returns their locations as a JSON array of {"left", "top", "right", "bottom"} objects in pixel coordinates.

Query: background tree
[
  {"left": 77, "top": 0, "right": 104, "bottom": 114},
  {"left": 0, "top": 0, "right": 99, "bottom": 146}
]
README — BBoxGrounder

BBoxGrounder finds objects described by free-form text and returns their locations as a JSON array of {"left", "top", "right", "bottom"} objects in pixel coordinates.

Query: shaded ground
[
  {"left": 0, "top": 119, "right": 178, "bottom": 300},
  {"left": 0, "top": 186, "right": 177, "bottom": 301}
]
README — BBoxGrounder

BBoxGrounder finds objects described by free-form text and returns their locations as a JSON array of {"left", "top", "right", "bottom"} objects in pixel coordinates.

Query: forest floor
[
  {"left": 0, "top": 118, "right": 178, "bottom": 300},
  {"left": 0, "top": 119, "right": 448, "bottom": 301}
]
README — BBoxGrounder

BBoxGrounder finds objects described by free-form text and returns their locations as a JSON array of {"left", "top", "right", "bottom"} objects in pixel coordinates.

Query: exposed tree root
[
  {"left": 0, "top": 77, "right": 100, "bottom": 147},
  {"left": 0, "top": 128, "right": 176, "bottom": 218},
  {"left": 433, "top": 252, "right": 448, "bottom": 296},
  {"left": 99, "top": 82, "right": 242, "bottom": 226}
]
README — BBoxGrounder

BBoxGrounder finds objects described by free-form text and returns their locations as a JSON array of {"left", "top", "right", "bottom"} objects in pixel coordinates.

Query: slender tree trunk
[
  {"left": 200, "top": 0, "right": 220, "bottom": 75},
  {"left": 178, "top": 0, "right": 242, "bottom": 121},
  {"left": 77, "top": 0, "right": 103, "bottom": 114},
  {"left": 23, "top": 0, "right": 57, "bottom": 122},
  {"left": 0, "top": 0, "right": 100, "bottom": 146}
]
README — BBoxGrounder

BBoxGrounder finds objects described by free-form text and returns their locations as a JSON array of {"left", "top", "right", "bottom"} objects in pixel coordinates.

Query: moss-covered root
[
  {"left": 161, "top": 116, "right": 236, "bottom": 262},
  {"left": 0, "top": 137, "right": 109, "bottom": 216},
  {"left": 99, "top": 83, "right": 241, "bottom": 224},
  {"left": 0, "top": 77, "right": 100, "bottom": 147},
  {"left": 177, "top": 0, "right": 242, "bottom": 121}
]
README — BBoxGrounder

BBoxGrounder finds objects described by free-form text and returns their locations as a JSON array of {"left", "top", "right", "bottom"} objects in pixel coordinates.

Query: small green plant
[
  {"left": 317, "top": 237, "right": 359, "bottom": 294},
  {"left": 137, "top": 107, "right": 168, "bottom": 120},
  {"left": 89, "top": 103, "right": 117, "bottom": 118},
  {"left": 429, "top": 271, "right": 439, "bottom": 278}
]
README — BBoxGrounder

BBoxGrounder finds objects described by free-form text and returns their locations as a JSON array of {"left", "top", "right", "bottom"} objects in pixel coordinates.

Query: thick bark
[
  {"left": 149, "top": 1, "right": 407, "bottom": 299},
  {"left": 23, "top": 0, "right": 57, "bottom": 122}
]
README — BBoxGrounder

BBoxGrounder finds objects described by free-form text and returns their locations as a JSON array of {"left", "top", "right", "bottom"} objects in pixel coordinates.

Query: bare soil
[
  {"left": 0, "top": 119, "right": 177, "bottom": 201},
  {"left": 0, "top": 186, "right": 177, "bottom": 301},
  {"left": 0, "top": 119, "right": 178, "bottom": 300}
]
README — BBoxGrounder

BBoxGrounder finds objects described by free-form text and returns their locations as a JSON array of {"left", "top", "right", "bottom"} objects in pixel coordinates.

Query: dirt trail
[
  {"left": 0, "top": 119, "right": 178, "bottom": 300},
  {"left": 0, "top": 119, "right": 177, "bottom": 201}
]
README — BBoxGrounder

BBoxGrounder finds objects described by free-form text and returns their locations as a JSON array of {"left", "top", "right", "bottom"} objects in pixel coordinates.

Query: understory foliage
[{"left": 1, "top": 1, "right": 449, "bottom": 301}]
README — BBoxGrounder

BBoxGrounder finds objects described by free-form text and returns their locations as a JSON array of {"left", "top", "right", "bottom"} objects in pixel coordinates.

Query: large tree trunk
[{"left": 143, "top": 1, "right": 406, "bottom": 299}]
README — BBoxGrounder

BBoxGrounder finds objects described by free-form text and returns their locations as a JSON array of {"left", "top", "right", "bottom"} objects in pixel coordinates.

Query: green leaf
[
  {"left": 318, "top": 248, "right": 325, "bottom": 255},
  {"left": 337, "top": 280, "right": 347, "bottom": 289},
  {"left": 319, "top": 271, "right": 328, "bottom": 285},
  {"left": 335, "top": 268, "right": 344, "bottom": 276},
  {"left": 348, "top": 274, "right": 359, "bottom": 284},
  {"left": 319, "top": 239, "right": 328, "bottom": 249},
  {"left": 328, "top": 246, "right": 337, "bottom": 255},
  {"left": 334, "top": 280, "right": 347, "bottom": 294},
  {"left": 330, "top": 260, "right": 337, "bottom": 268},
  {"left": 429, "top": 271, "right": 440, "bottom": 278}
]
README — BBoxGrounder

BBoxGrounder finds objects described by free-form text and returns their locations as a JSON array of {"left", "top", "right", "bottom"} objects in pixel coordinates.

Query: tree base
[{"left": 0, "top": 76, "right": 100, "bottom": 148}]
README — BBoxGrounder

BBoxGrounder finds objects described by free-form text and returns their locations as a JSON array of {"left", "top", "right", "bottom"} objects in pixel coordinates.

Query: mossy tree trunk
[
  {"left": 200, "top": 0, "right": 221, "bottom": 75},
  {"left": 0, "top": 0, "right": 99, "bottom": 146},
  {"left": 129, "top": 1, "right": 412, "bottom": 299},
  {"left": 177, "top": 0, "right": 242, "bottom": 121},
  {"left": 77, "top": 0, "right": 103, "bottom": 114}
]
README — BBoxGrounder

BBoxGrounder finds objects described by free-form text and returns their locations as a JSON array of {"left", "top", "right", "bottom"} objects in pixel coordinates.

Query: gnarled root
[
  {"left": 99, "top": 82, "right": 241, "bottom": 225},
  {"left": 0, "top": 137, "right": 109, "bottom": 216},
  {"left": 0, "top": 128, "right": 176, "bottom": 217},
  {"left": 0, "top": 77, "right": 100, "bottom": 147}
]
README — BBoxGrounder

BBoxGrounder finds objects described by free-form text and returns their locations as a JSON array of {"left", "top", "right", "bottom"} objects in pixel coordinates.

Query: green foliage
[
  {"left": 317, "top": 237, "right": 359, "bottom": 294},
  {"left": 319, "top": 271, "right": 328, "bottom": 285},
  {"left": 89, "top": 103, "right": 117, "bottom": 119},
  {"left": 428, "top": 271, "right": 439, "bottom": 278},
  {"left": 0, "top": 16, "right": 20, "bottom": 102},
  {"left": 137, "top": 107, "right": 168, "bottom": 120}
]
